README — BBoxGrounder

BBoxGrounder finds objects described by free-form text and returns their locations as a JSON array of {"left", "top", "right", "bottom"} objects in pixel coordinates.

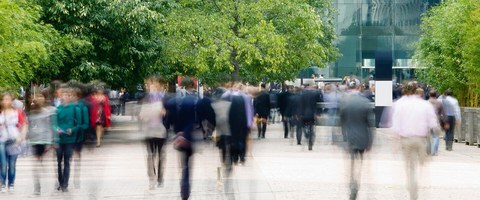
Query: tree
[
  {"left": 38, "top": 0, "right": 167, "bottom": 88},
  {"left": 0, "top": 0, "right": 83, "bottom": 89},
  {"left": 161, "top": 0, "right": 339, "bottom": 84},
  {"left": 415, "top": 0, "right": 480, "bottom": 107}
]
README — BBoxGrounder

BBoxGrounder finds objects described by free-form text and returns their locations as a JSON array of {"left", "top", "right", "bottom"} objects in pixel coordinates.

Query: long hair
[{"left": 0, "top": 92, "right": 15, "bottom": 111}]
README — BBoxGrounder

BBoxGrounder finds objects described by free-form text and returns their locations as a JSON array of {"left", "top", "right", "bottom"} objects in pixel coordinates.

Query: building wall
[{"left": 330, "top": 0, "right": 440, "bottom": 81}]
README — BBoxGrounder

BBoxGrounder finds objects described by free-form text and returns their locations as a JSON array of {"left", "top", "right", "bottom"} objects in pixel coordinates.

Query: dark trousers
[
  {"left": 56, "top": 143, "right": 75, "bottom": 189},
  {"left": 303, "top": 120, "right": 315, "bottom": 150},
  {"left": 180, "top": 149, "right": 193, "bottom": 200},
  {"left": 445, "top": 116, "right": 456, "bottom": 141},
  {"left": 291, "top": 118, "right": 303, "bottom": 144},
  {"left": 283, "top": 116, "right": 289, "bottom": 138},
  {"left": 231, "top": 140, "right": 246, "bottom": 164},
  {"left": 257, "top": 120, "right": 267, "bottom": 138},
  {"left": 146, "top": 137, "right": 166, "bottom": 184},
  {"left": 445, "top": 116, "right": 456, "bottom": 150}
]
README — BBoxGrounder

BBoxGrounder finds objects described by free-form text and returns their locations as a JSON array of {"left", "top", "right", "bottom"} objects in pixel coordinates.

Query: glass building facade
[{"left": 329, "top": 0, "right": 440, "bottom": 82}]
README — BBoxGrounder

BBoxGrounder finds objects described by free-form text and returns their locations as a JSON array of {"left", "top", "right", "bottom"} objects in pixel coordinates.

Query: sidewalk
[{"left": 4, "top": 116, "right": 480, "bottom": 199}]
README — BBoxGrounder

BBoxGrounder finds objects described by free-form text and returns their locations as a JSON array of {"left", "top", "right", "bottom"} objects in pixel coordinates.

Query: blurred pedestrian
[
  {"left": 254, "top": 83, "right": 270, "bottom": 139},
  {"left": 427, "top": 90, "right": 445, "bottom": 156},
  {"left": 324, "top": 84, "right": 340, "bottom": 142},
  {"left": 139, "top": 76, "right": 167, "bottom": 190},
  {"left": 339, "top": 81, "right": 374, "bottom": 200},
  {"left": 70, "top": 85, "right": 90, "bottom": 189},
  {"left": 119, "top": 88, "right": 130, "bottom": 116},
  {"left": 441, "top": 89, "right": 461, "bottom": 151},
  {"left": 166, "top": 78, "right": 198, "bottom": 200},
  {"left": 301, "top": 85, "right": 322, "bottom": 150},
  {"left": 391, "top": 81, "right": 439, "bottom": 200},
  {"left": 278, "top": 86, "right": 292, "bottom": 138},
  {"left": 55, "top": 87, "right": 82, "bottom": 192},
  {"left": 28, "top": 92, "right": 56, "bottom": 195},
  {"left": 0, "top": 92, "right": 28, "bottom": 192},
  {"left": 287, "top": 87, "right": 303, "bottom": 144},
  {"left": 87, "top": 86, "right": 111, "bottom": 147}
]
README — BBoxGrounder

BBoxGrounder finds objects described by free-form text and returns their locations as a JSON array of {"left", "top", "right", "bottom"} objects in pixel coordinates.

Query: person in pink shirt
[{"left": 391, "top": 81, "right": 439, "bottom": 200}]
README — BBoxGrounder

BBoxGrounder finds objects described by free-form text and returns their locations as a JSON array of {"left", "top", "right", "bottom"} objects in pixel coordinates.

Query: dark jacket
[
  {"left": 285, "top": 93, "right": 301, "bottom": 118},
  {"left": 300, "top": 89, "right": 321, "bottom": 122},
  {"left": 254, "top": 90, "right": 271, "bottom": 118},
  {"left": 339, "top": 93, "right": 374, "bottom": 151},
  {"left": 166, "top": 94, "right": 197, "bottom": 142},
  {"left": 229, "top": 95, "right": 249, "bottom": 141},
  {"left": 278, "top": 91, "right": 292, "bottom": 116}
]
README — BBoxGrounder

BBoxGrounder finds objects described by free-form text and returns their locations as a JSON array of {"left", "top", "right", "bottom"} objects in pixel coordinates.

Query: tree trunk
[
  {"left": 231, "top": 48, "right": 240, "bottom": 82},
  {"left": 230, "top": 0, "right": 240, "bottom": 82}
]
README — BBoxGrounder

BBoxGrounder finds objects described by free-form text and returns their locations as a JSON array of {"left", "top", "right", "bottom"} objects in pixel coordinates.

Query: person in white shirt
[
  {"left": 441, "top": 89, "right": 461, "bottom": 151},
  {"left": 391, "top": 81, "right": 439, "bottom": 200}
]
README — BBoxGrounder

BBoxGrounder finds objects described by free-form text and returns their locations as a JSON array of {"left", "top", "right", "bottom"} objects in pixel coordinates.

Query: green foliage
[
  {"left": 161, "top": 0, "right": 339, "bottom": 84},
  {"left": 38, "top": 0, "right": 166, "bottom": 88},
  {"left": 0, "top": 0, "right": 53, "bottom": 88},
  {"left": 415, "top": 0, "right": 480, "bottom": 106}
]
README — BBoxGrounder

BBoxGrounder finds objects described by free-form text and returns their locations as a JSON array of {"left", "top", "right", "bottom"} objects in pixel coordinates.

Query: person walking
[
  {"left": 427, "top": 90, "right": 445, "bottom": 156},
  {"left": 55, "top": 87, "right": 82, "bottom": 192},
  {"left": 278, "top": 86, "right": 292, "bottom": 138},
  {"left": 0, "top": 92, "right": 28, "bottom": 192},
  {"left": 87, "top": 86, "right": 111, "bottom": 147},
  {"left": 324, "top": 84, "right": 340, "bottom": 143},
  {"left": 441, "top": 89, "right": 461, "bottom": 151},
  {"left": 391, "top": 81, "right": 439, "bottom": 200},
  {"left": 339, "top": 82, "right": 374, "bottom": 200},
  {"left": 300, "top": 85, "right": 322, "bottom": 150},
  {"left": 139, "top": 76, "right": 167, "bottom": 190},
  {"left": 253, "top": 83, "right": 270, "bottom": 139},
  {"left": 287, "top": 87, "right": 303, "bottom": 145},
  {"left": 71, "top": 86, "right": 90, "bottom": 189},
  {"left": 28, "top": 92, "right": 56, "bottom": 195},
  {"left": 166, "top": 78, "right": 198, "bottom": 200}
]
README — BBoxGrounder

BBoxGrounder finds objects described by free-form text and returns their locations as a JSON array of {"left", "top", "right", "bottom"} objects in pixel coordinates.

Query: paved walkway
[{"left": 4, "top": 116, "right": 480, "bottom": 199}]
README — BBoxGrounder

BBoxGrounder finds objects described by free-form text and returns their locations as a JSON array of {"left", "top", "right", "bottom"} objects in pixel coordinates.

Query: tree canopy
[
  {"left": 161, "top": 0, "right": 339, "bottom": 84},
  {"left": 1, "top": 0, "right": 338, "bottom": 90},
  {"left": 415, "top": 0, "right": 480, "bottom": 107},
  {"left": 0, "top": 0, "right": 86, "bottom": 89}
]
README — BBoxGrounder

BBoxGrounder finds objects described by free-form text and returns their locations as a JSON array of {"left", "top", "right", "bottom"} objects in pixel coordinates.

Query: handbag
[
  {"left": 173, "top": 132, "right": 191, "bottom": 151},
  {"left": 6, "top": 140, "right": 27, "bottom": 156},
  {"left": 3, "top": 112, "right": 27, "bottom": 156}
]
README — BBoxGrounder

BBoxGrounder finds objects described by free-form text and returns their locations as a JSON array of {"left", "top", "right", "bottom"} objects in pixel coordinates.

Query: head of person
[
  {"left": 260, "top": 83, "right": 266, "bottom": 89},
  {"left": 71, "top": 87, "right": 84, "bottom": 102},
  {"left": 59, "top": 85, "right": 73, "bottom": 105},
  {"left": 146, "top": 75, "right": 165, "bottom": 93},
  {"left": 181, "top": 77, "right": 195, "bottom": 91},
  {"left": 0, "top": 92, "right": 15, "bottom": 111},
  {"left": 51, "top": 80, "right": 63, "bottom": 98},
  {"left": 31, "top": 93, "right": 47, "bottom": 112},
  {"left": 429, "top": 90, "right": 438, "bottom": 99},
  {"left": 445, "top": 89, "right": 453, "bottom": 96},
  {"left": 402, "top": 81, "right": 418, "bottom": 96},
  {"left": 348, "top": 81, "right": 360, "bottom": 91},
  {"left": 415, "top": 88, "right": 424, "bottom": 98}
]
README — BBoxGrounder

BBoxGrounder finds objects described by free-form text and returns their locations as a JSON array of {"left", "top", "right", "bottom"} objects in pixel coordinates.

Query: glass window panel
[
  {"left": 361, "top": 3, "right": 393, "bottom": 35},
  {"left": 336, "top": 3, "right": 361, "bottom": 35}
]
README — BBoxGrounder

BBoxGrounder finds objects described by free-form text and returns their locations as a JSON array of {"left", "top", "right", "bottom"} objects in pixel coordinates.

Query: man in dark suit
[
  {"left": 339, "top": 81, "right": 374, "bottom": 200},
  {"left": 254, "top": 83, "right": 271, "bottom": 139},
  {"left": 300, "top": 85, "right": 322, "bottom": 150},
  {"left": 286, "top": 87, "right": 303, "bottom": 144},
  {"left": 278, "top": 86, "right": 293, "bottom": 138},
  {"left": 166, "top": 78, "right": 198, "bottom": 200}
]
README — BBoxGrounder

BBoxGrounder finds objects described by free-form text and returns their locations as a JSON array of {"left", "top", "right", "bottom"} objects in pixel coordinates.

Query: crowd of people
[
  {"left": 0, "top": 76, "right": 462, "bottom": 200},
  {"left": 0, "top": 81, "right": 112, "bottom": 194}
]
